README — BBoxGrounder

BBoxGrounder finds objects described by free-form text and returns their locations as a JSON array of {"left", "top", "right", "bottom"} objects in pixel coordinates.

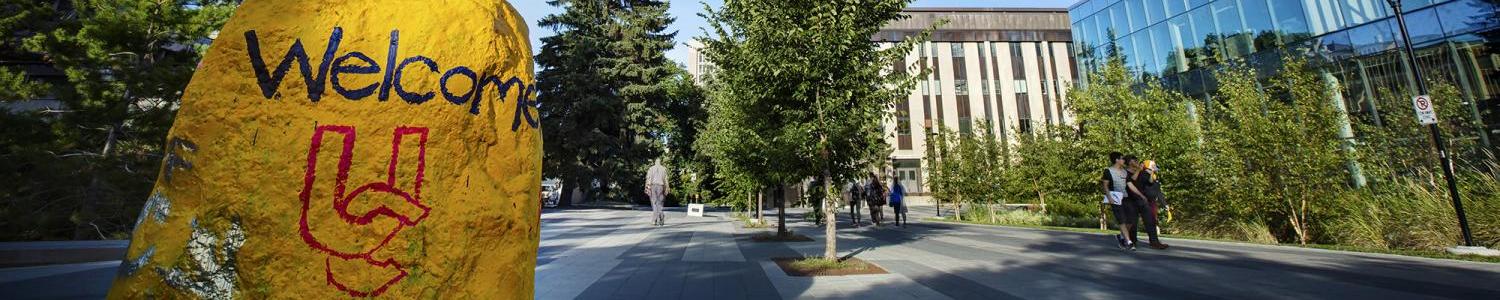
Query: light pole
[{"left": 1386, "top": 0, "right": 1487, "bottom": 254}]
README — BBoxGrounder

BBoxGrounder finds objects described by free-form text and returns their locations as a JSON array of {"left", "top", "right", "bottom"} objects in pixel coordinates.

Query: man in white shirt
[{"left": 644, "top": 159, "right": 670, "bottom": 226}]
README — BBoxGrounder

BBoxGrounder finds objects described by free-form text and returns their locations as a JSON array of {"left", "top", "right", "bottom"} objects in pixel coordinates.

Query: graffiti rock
[{"left": 109, "top": 0, "right": 541, "bottom": 298}]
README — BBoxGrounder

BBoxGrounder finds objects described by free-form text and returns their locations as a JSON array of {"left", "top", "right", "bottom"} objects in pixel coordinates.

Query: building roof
[
  {"left": 903, "top": 7, "right": 1069, "bottom": 13},
  {"left": 886, "top": 7, "right": 1072, "bottom": 32}
]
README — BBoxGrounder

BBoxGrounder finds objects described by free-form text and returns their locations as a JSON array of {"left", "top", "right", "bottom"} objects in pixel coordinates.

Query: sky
[{"left": 512, "top": 0, "right": 1079, "bottom": 67}]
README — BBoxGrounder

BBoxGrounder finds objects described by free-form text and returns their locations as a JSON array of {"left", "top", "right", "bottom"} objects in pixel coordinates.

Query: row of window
[
  {"left": 1071, "top": 0, "right": 1449, "bottom": 35},
  {"left": 1073, "top": 0, "right": 1495, "bottom": 80}
]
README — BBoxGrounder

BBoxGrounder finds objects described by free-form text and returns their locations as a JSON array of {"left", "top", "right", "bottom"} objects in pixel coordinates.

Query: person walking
[
  {"left": 1100, "top": 152, "right": 1136, "bottom": 250},
  {"left": 866, "top": 172, "right": 887, "bottom": 226},
  {"left": 1128, "top": 159, "right": 1170, "bottom": 250},
  {"left": 846, "top": 180, "right": 863, "bottom": 227},
  {"left": 644, "top": 159, "right": 670, "bottom": 226},
  {"left": 889, "top": 173, "right": 908, "bottom": 227}
]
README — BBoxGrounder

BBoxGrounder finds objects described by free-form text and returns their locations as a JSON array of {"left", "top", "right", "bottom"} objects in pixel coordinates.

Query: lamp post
[{"left": 1385, "top": 0, "right": 1488, "bottom": 254}]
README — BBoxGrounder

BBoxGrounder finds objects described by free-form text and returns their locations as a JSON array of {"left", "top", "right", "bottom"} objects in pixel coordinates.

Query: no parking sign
[{"left": 1413, "top": 95, "right": 1438, "bottom": 125}]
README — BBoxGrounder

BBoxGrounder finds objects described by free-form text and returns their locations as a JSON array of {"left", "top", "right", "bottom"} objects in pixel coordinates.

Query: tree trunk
[
  {"left": 756, "top": 190, "right": 764, "bottom": 222},
  {"left": 955, "top": 196, "right": 963, "bottom": 221},
  {"left": 558, "top": 181, "right": 574, "bottom": 207},
  {"left": 777, "top": 185, "right": 787, "bottom": 236},
  {"left": 822, "top": 171, "right": 836, "bottom": 259},
  {"left": 988, "top": 200, "right": 997, "bottom": 224},
  {"left": 75, "top": 123, "right": 121, "bottom": 240}
]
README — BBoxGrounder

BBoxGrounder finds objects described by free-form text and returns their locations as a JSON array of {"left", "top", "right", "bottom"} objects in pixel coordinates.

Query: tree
[
  {"left": 537, "top": 0, "right": 610, "bottom": 207},
  {"left": 537, "top": 0, "right": 678, "bottom": 206},
  {"left": 601, "top": 0, "right": 678, "bottom": 204},
  {"left": 1, "top": 0, "right": 236, "bottom": 240},
  {"left": 656, "top": 66, "right": 713, "bottom": 205},
  {"left": 1202, "top": 58, "right": 1349, "bottom": 244},
  {"left": 700, "top": 0, "right": 930, "bottom": 259}
]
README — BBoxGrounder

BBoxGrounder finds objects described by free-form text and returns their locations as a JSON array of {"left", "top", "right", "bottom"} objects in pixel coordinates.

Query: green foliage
[
  {"left": 698, "top": 0, "right": 931, "bottom": 258},
  {"left": 932, "top": 53, "right": 1497, "bottom": 252},
  {"left": 538, "top": 0, "right": 680, "bottom": 205},
  {"left": 924, "top": 124, "right": 1006, "bottom": 220},
  {"left": 1199, "top": 58, "right": 1351, "bottom": 244},
  {"left": 1, "top": 0, "right": 236, "bottom": 241}
]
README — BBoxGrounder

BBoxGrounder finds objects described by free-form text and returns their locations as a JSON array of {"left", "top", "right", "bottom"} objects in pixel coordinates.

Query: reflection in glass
[
  {"left": 1437, "top": 0, "right": 1499, "bottom": 37},
  {"left": 1404, "top": 7, "right": 1446, "bottom": 45},
  {"left": 1349, "top": 19, "right": 1400, "bottom": 57},
  {"left": 1302, "top": 0, "right": 1346, "bottom": 35},
  {"left": 1341, "top": 0, "right": 1390, "bottom": 26}
]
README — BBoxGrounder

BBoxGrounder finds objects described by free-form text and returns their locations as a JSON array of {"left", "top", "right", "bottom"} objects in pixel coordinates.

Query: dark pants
[
  {"left": 1129, "top": 200, "right": 1161, "bottom": 244},
  {"left": 891, "top": 201, "right": 906, "bottom": 226},
  {"left": 849, "top": 200, "right": 862, "bottom": 225}
]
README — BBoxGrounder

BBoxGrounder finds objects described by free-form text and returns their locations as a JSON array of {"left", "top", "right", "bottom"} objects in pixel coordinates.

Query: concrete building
[
  {"left": 882, "top": 8, "right": 1076, "bottom": 193},
  {"left": 686, "top": 8, "right": 1075, "bottom": 194}
]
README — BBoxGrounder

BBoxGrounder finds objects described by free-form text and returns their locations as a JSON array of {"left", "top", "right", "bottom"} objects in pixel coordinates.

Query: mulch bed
[
  {"left": 772, "top": 257, "right": 888, "bottom": 277},
  {"left": 746, "top": 232, "right": 814, "bottom": 242}
]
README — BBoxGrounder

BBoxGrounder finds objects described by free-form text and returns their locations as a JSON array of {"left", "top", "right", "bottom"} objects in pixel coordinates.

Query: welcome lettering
[{"left": 243, "top": 27, "right": 540, "bottom": 131}]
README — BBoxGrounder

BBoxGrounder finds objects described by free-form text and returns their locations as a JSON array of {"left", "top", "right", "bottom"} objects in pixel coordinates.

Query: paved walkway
[
  {"left": 4, "top": 206, "right": 1500, "bottom": 299},
  {"left": 537, "top": 206, "right": 1500, "bottom": 300}
]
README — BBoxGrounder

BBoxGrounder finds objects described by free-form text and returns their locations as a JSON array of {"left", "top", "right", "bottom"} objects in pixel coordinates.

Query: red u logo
[{"left": 297, "top": 125, "right": 430, "bottom": 297}]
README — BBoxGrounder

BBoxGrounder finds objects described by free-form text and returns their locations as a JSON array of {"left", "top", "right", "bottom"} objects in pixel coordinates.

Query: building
[
  {"left": 880, "top": 8, "right": 1077, "bottom": 194},
  {"left": 1068, "top": 0, "right": 1500, "bottom": 147},
  {"left": 686, "top": 8, "right": 1076, "bottom": 194}
]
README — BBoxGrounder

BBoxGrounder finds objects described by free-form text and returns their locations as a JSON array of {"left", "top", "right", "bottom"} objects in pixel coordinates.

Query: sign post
[
  {"left": 1387, "top": 0, "right": 1495, "bottom": 257},
  {"left": 1412, "top": 95, "right": 1437, "bottom": 125}
]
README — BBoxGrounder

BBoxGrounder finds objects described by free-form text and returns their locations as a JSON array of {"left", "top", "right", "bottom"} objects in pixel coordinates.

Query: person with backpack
[
  {"left": 1127, "top": 159, "right": 1170, "bottom": 250},
  {"left": 1100, "top": 152, "right": 1136, "bottom": 250},
  {"left": 865, "top": 172, "right": 887, "bottom": 226}
]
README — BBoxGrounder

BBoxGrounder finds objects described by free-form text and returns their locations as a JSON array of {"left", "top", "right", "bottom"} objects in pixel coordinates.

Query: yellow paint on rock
[{"left": 108, "top": 0, "right": 540, "bottom": 298}]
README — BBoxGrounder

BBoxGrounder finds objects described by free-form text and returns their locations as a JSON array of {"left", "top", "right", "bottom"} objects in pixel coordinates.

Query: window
[
  {"left": 1341, "top": 0, "right": 1390, "bottom": 26},
  {"left": 1439, "top": 0, "right": 1497, "bottom": 37},
  {"left": 1128, "top": 0, "right": 1148, "bottom": 33},
  {"left": 1349, "top": 19, "right": 1398, "bottom": 56},
  {"left": 1165, "top": 0, "right": 1188, "bottom": 19},
  {"left": 1014, "top": 80, "right": 1029, "bottom": 93},
  {"left": 955, "top": 80, "right": 969, "bottom": 95},
  {"left": 1271, "top": 0, "right": 1310, "bottom": 38},
  {"left": 1011, "top": 43, "right": 1027, "bottom": 79},
  {"left": 1302, "top": 0, "right": 1346, "bottom": 35},
  {"left": 1167, "top": 14, "right": 1192, "bottom": 73},
  {"left": 898, "top": 99, "right": 912, "bottom": 150},
  {"left": 1405, "top": 7, "right": 1447, "bottom": 45},
  {"left": 1149, "top": 22, "right": 1171, "bottom": 74},
  {"left": 1109, "top": 2, "right": 1129, "bottom": 37},
  {"left": 1016, "top": 95, "right": 1032, "bottom": 134},
  {"left": 1212, "top": 0, "right": 1253, "bottom": 59},
  {"left": 951, "top": 43, "right": 965, "bottom": 57}
]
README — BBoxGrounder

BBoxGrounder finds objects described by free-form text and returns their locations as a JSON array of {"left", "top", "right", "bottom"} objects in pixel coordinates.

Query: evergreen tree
[
  {"left": 538, "top": 0, "right": 612, "bottom": 207},
  {"left": 601, "top": 0, "right": 677, "bottom": 204},
  {"left": 1, "top": 0, "right": 236, "bottom": 240},
  {"left": 537, "top": 0, "right": 677, "bottom": 206}
]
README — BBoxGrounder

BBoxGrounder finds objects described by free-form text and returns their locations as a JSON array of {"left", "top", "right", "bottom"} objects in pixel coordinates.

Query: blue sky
[{"left": 512, "top": 0, "right": 1078, "bottom": 66}]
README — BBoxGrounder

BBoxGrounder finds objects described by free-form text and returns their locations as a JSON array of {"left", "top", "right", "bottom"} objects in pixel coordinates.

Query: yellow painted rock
[{"left": 108, "top": 0, "right": 540, "bottom": 298}]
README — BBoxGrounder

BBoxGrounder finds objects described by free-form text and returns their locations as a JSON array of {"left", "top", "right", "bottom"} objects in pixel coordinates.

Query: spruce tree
[{"left": 537, "top": 0, "right": 678, "bottom": 205}]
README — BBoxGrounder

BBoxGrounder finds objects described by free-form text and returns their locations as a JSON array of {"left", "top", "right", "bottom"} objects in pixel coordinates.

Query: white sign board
[
  {"left": 687, "top": 203, "right": 705, "bottom": 217},
  {"left": 1413, "top": 95, "right": 1438, "bottom": 125}
]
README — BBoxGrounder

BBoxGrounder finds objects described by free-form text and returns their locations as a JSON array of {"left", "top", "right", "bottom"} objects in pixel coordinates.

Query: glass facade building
[{"left": 1069, "top": 0, "right": 1500, "bottom": 146}]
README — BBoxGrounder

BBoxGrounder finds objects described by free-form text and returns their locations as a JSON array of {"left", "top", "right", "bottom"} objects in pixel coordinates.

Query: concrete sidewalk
[
  {"left": 536, "top": 207, "right": 1500, "bottom": 300},
  {"left": 5, "top": 206, "right": 1500, "bottom": 299}
]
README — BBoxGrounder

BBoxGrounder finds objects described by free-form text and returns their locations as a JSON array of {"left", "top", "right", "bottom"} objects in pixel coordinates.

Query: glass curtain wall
[{"left": 1070, "top": 0, "right": 1500, "bottom": 148}]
